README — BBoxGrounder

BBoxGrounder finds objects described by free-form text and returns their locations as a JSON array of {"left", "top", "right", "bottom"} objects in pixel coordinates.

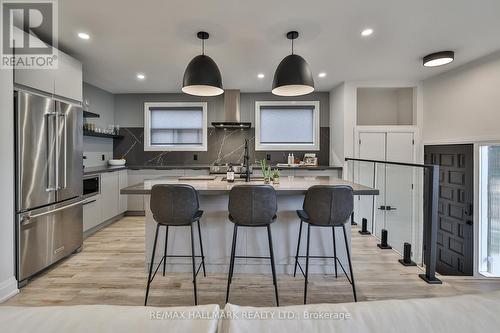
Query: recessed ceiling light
[
  {"left": 257, "top": 73, "right": 265, "bottom": 79},
  {"left": 136, "top": 73, "right": 145, "bottom": 80},
  {"left": 423, "top": 51, "right": 454, "bottom": 67},
  {"left": 318, "top": 72, "right": 326, "bottom": 78},
  {"left": 361, "top": 28, "right": 373, "bottom": 37},
  {"left": 78, "top": 32, "right": 90, "bottom": 40}
]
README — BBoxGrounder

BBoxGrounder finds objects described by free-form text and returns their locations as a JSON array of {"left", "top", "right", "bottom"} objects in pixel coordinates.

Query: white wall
[
  {"left": 423, "top": 50, "right": 500, "bottom": 144},
  {"left": 329, "top": 83, "right": 345, "bottom": 166},
  {"left": 422, "top": 50, "right": 500, "bottom": 277},
  {"left": 0, "top": 68, "right": 18, "bottom": 302}
]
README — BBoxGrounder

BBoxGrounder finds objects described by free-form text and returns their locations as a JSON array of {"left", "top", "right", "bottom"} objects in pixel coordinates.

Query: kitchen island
[{"left": 121, "top": 176, "right": 378, "bottom": 275}]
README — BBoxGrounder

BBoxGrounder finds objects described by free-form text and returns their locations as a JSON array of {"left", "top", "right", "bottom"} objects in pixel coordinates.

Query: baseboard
[
  {"left": 0, "top": 276, "right": 19, "bottom": 303},
  {"left": 125, "top": 210, "right": 145, "bottom": 216},
  {"left": 83, "top": 214, "right": 124, "bottom": 239}
]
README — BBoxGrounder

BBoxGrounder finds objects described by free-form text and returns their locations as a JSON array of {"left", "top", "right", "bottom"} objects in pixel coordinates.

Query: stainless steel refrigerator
[{"left": 15, "top": 90, "right": 84, "bottom": 285}]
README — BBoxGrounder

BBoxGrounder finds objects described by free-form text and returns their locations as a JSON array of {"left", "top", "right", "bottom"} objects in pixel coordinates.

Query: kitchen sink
[{"left": 221, "top": 177, "right": 265, "bottom": 182}]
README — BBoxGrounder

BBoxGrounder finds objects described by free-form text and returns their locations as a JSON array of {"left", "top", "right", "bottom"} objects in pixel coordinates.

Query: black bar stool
[
  {"left": 144, "top": 184, "right": 206, "bottom": 306},
  {"left": 225, "top": 185, "right": 279, "bottom": 306},
  {"left": 293, "top": 185, "right": 357, "bottom": 304}
]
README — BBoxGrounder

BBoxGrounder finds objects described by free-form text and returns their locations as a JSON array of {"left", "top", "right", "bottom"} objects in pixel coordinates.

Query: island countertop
[{"left": 121, "top": 175, "right": 378, "bottom": 196}]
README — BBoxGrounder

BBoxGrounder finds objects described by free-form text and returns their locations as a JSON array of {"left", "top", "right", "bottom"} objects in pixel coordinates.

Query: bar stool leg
[
  {"left": 145, "top": 224, "right": 160, "bottom": 306},
  {"left": 304, "top": 223, "right": 311, "bottom": 304},
  {"left": 226, "top": 224, "right": 238, "bottom": 303},
  {"left": 332, "top": 226, "right": 338, "bottom": 278},
  {"left": 163, "top": 226, "right": 169, "bottom": 276},
  {"left": 293, "top": 221, "right": 303, "bottom": 277},
  {"left": 190, "top": 224, "right": 198, "bottom": 305},
  {"left": 342, "top": 224, "right": 357, "bottom": 302},
  {"left": 267, "top": 225, "right": 279, "bottom": 306},
  {"left": 197, "top": 220, "right": 206, "bottom": 277}
]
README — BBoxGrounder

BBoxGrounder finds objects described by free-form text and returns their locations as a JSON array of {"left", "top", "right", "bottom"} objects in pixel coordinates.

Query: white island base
[
  {"left": 144, "top": 194, "right": 352, "bottom": 276},
  {"left": 121, "top": 175, "right": 377, "bottom": 276}
]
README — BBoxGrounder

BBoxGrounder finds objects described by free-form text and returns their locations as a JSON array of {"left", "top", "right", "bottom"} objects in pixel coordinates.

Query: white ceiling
[{"left": 58, "top": 0, "right": 500, "bottom": 94}]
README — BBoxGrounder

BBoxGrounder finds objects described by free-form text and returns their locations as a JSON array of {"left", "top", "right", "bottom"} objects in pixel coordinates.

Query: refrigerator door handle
[
  {"left": 21, "top": 199, "right": 84, "bottom": 226},
  {"left": 45, "top": 111, "right": 58, "bottom": 192},
  {"left": 58, "top": 111, "right": 67, "bottom": 189}
]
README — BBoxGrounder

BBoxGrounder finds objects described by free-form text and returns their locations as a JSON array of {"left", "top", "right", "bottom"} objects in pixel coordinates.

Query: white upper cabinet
[
  {"left": 53, "top": 51, "right": 83, "bottom": 102},
  {"left": 13, "top": 32, "right": 82, "bottom": 102}
]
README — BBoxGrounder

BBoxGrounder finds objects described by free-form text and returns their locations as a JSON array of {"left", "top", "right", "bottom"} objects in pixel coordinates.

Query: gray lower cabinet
[
  {"left": 83, "top": 170, "right": 127, "bottom": 233},
  {"left": 83, "top": 195, "right": 102, "bottom": 232},
  {"left": 118, "top": 170, "right": 128, "bottom": 214},
  {"left": 101, "top": 172, "right": 119, "bottom": 221}
]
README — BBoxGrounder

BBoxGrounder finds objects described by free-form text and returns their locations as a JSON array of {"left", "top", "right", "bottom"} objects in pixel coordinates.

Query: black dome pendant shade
[
  {"left": 272, "top": 31, "right": 314, "bottom": 96},
  {"left": 182, "top": 31, "right": 224, "bottom": 96}
]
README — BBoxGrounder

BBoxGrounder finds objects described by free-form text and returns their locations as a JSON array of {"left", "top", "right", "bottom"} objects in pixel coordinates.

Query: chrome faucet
[{"left": 242, "top": 139, "right": 250, "bottom": 182}]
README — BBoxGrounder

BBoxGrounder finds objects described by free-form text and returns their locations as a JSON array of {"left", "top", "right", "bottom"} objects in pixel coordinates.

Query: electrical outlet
[
  {"left": 102, "top": 154, "right": 105, "bottom": 161},
  {"left": 266, "top": 154, "right": 271, "bottom": 161},
  {"left": 193, "top": 154, "right": 198, "bottom": 161}
]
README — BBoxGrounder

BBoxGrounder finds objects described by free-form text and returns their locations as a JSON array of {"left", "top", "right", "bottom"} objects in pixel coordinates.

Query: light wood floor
[{"left": 4, "top": 216, "right": 500, "bottom": 307}]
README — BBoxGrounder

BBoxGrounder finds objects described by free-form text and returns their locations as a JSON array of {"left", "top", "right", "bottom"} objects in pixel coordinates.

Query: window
[
  {"left": 480, "top": 145, "right": 500, "bottom": 276},
  {"left": 144, "top": 102, "right": 207, "bottom": 151},
  {"left": 255, "top": 101, "right": 320, "bottom": 151}
]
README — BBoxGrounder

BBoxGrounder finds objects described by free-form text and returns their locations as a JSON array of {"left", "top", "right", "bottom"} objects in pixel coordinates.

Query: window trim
[
  {"left": 143, "top": 102, "right": 208, "bottom": 151},
  {"left": 255, "top": 100, "right": 320, "bottom": 151}
]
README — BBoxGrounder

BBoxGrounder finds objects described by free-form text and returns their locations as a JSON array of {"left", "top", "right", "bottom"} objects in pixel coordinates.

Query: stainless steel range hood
[{"left": 211, "top": 89, "right": 251, "bottom": 128}]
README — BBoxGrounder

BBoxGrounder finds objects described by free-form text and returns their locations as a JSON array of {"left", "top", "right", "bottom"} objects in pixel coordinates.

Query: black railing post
[{"left": 419, "top": 164, "right": 442, "bottom": 284}]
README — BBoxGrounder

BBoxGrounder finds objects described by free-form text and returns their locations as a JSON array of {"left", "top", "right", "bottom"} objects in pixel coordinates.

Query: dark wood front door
[{"left": 424, "top": 144, "right": 474, "bottom": 276}]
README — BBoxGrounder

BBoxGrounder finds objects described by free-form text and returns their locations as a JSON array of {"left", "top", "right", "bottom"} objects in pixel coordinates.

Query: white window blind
[
  {"left": 149, "top": 107, "right": 203, "bottom": 145},
  {"left": 259, "top": 106, "right": 315, "bottom": 144},
  {"left": 144, "top": 102, "right": 207, "bottom": 151}
]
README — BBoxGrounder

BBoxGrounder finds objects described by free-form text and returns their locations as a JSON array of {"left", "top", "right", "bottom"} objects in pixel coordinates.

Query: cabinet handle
[{"left": 83, "top": 199, "right": 96, "bottom": 206}]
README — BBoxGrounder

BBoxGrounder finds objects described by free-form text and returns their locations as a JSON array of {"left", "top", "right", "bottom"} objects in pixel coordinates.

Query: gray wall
[
  {"left": 82, "top": 82, "right": 115, "bottom": 166},
  {"left": 357, "top": 87, "right": 413, "bottom": 126},
  {"left": 114, "top": 92, "right": 330, "bottom": 127}
]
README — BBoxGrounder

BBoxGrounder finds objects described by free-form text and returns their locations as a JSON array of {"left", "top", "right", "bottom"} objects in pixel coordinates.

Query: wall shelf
[
  {"left": 83, "top": 130, "right": 123, "bottom": 139},
  {"left": 83, "top": 111, "right": 100, "bottom": 118}
]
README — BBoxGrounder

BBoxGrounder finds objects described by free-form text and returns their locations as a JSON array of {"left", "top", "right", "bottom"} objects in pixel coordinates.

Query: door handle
[
  {"left": 378, "top": 206, "right": 386, "bottom": 210},
  {"left": 58, "top": 112, "right": 67, "bottom": 189},
  {"left": 386, "top": 206, "right": 397, "bottom": 211},
  {"left": 45, "top": 112, "right": 58, "bottom": 192},
  {"left": 21, "top": 200, "right": 84, "bottom": 226}
]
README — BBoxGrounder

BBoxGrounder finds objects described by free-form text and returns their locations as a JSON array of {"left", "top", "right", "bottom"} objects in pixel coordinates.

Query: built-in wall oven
[{"left": 83, "top": 174, "right": 100, "bottom": 199}]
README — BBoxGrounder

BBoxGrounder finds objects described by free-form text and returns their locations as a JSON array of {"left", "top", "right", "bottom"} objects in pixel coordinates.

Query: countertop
[
  {"left": 120, "top": 176, "right": 378, "bottom": 196},
  {"left": 84, "top": 164, "right": 342, "bottom": 175}
]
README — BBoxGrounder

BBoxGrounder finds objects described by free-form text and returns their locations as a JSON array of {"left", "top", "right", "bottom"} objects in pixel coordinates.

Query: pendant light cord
[
  {"left": 291, "top": 38, "right": 294, "bottom": 55},
  {"left": 202, "top": 38, "right": 205, "bottom": 55}
]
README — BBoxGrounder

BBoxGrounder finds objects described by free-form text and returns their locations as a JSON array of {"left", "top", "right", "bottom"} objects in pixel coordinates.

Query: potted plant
[
  {"left": 260, "top": 160, "right": 272, "bottom": 184},
  {"left": 272, "top": 169, "right": 280, "bottom": 184}
]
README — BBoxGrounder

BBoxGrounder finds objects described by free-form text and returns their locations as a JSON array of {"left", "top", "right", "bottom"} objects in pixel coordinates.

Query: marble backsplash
[{"left": 113, "top": 127, "right": 330, "bottom": 166}]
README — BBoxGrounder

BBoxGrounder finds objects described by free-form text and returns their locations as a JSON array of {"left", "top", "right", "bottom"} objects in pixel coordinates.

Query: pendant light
[
  {"left": 272, "top": 31, "right": 314, "bottom": 96},
  {"left": 182, "top": 31, "right": 224, "bottom": 96},
  {"left": 423, "top": 51, "right": 454, "bottom": 67}
]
